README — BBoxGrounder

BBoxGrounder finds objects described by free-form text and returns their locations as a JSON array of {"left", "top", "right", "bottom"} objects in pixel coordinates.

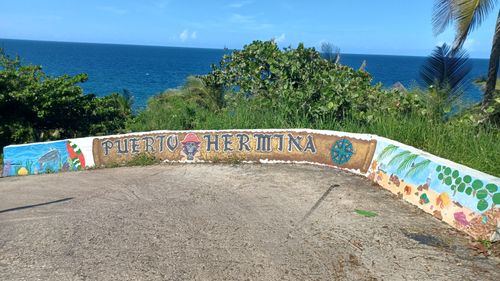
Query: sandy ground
[{"left": 0, "top": 164, "right": 498, "bottom": 281}]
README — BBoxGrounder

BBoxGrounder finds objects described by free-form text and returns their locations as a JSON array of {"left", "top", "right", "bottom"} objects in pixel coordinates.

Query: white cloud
[
  {"left": 179, "top": 30, "right": 189, "bottom": 41},
  {"left": 273, "top": 33, "right": 286, "bottom": 43},
  {"left": 179, "top": 29, "right": 197, "bottom": 42}
]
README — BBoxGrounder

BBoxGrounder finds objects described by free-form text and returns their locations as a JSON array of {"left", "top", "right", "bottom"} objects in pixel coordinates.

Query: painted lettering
[
  {"left": 222, "top": 134, "right": 233, "bottom": 152},
  {"left": 236, "top": 134, "right": 250, "bottom": 151},
  {"left": 116, "top": 139, "right": 129, "bottom": 154},
  {"left": 166, "top": 135, "right": 178, "bottom": 152},
  {"left": 143, "top": 136, "right": 155, "bottom": 153},
  {"left": 156, "top": 135, "right": 166, "bottom": 152},
  {"left": 288, "top": 134, "right": 303, "bottom": 152},
  {"left": 102, "top": 140, "right": 114, "bottom": 156},
  {"left": 254, "top": 134, "right": 272, "bottom": 152},
  {"left": 130, "top": 138, "right": 140, "bottom": 153},
  {"left": 303, "top": 135, "right": 317, "bottom": 153},
  {"left": 204, "top": 134, "right": 219, "bottom": 151},
  {"left": 274, "top": 134, "right": 284, "bottom": 151}
]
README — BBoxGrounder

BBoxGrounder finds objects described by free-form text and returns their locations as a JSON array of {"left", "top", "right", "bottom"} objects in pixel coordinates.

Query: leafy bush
[
  {"left": 0, "top": 49, "right": 130, "bottom": 150},
  {"left": 202, "top": 40, "right": 424, "bottom": 123},
  {"left": 128, "top": 41, "right": 498, "bottom": 175}
]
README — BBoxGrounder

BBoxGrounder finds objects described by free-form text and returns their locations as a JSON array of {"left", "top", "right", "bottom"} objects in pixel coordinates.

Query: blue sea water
[{"left": 0, "top": 38, "right": 489, "bottom": 108}]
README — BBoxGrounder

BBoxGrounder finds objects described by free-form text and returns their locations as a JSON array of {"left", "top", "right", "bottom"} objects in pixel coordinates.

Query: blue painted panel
[{"left": 3, "top": 141, "right": 75, "bottom": 176}]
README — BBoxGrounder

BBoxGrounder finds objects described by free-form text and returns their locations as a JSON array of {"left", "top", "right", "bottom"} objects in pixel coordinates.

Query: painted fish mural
[
  {"left": 2, "top": 140, "right": 88, "bottom": 176},
  {"left": 37, "top": 149, "right": 61, "bottom": 169}
]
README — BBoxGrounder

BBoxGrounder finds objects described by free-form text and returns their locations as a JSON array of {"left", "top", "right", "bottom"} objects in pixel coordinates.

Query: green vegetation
[
  {"left": 1, "top": 41, "right": 499, "bottom": 176},
  {"left": 432, "top": 0, "right": 499, "bottom": 108},
  {"left": 0, "top": 49, "right": 131, "bottom": 150},
  {"left": 128, "top": 41, "right": 499, "bottom": 176}
]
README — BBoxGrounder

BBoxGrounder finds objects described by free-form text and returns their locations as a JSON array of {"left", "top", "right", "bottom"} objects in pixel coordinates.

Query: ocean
[{"left": 0, "top": 38, "right": 489, "bottom": 108}]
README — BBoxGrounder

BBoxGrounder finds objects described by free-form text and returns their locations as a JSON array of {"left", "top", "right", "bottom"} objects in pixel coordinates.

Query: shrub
[
  {"left": 202, "top": 40, "right": 424, "bottom": 123},
  {"left": 0, "top": 49, "right": 131, "bottom": 150}
]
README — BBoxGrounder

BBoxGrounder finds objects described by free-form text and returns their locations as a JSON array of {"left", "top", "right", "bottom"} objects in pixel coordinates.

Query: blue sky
[{"left": 0, "top": 0, "right": 497, "bottom": 58}]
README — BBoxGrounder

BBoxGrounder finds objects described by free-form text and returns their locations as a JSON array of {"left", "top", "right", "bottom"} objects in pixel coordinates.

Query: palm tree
[
  {"left": 182, "top": 76, "right": 225, "bottom": 111},
  {"left": 420, "top": 43, "right": 472, "bottom": 119},
  {"left": 432, "top": 0, "right": 500, "bottom": 107},
  {"left": 157, "top": 76, "right": 225, "bottom": 112}
]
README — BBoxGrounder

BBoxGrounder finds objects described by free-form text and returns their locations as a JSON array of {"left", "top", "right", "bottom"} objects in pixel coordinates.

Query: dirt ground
[{"left": 0, "top": 164, "right": 499, "bottom": 280}]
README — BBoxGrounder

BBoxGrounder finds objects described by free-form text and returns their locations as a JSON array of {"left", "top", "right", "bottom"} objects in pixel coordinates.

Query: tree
[
  {"left": 320, "top": 42, "right": 340, "bottom": 64},
  {"left": 432, "top": 0, "right": 499, "bottom": 107},
  {"left": 0, "top": 49, "right": 129, "bottom": 149},
  {"left": 201, "top": 40, "right": 423, "bottom": 122},
  {"left": 420, "top": 43, "right": 472, "bottom": 119}
]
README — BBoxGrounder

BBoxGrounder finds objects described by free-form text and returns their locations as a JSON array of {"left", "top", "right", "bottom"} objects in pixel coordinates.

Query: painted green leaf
[
  {"left": 377, "top": 144, "right": 398, "bottom": 161},
  {"left": 493, "top": 193, "right": 500, "bottom": 205},
  {"left": 463, "top": 175, "right": 472, "bottom": 184},
  {"left": 452, "top": 170, "right": 459, "bottom": 178},
  {"left": 444, "top": 167, "right": 452, "bottom": 175},
  {"left": 444, "top": 176, "right": 452, "bottom": 186},
  {"left": 451, "top": 185, "right": 456, "bottom": 190},
  {"left": 465, "top": 187, "right": 472, "bottom": 195},
  {"left": 438, "top": 173, "right": 444, "bottom": 180},
  {"left": 477, "top": 199, "right": 489, "bottom": 211},
  {"left": 485, "top": 184, "right": 498, "bottom": 193},
  {"left": 457, "top": 184, "right": 466, "bottom": 192},
  {"left": 387, "top": 151, "right": 412, "bottom": 167},
  {"left": 354, "top": 209, "right": 378, "bottom": 217},
  {"left": 476, "top": 189, "right": 488, "bottom": 199},
  {"left": 436, "top": 165, "right": 442, "bottom": 172},
  {"left": 396, "top": 154, "right": 419, "bottom": 174},
  {"left": 472, "top": 180, "right": 483, "bottom": 190},
  {"left": 455, "top": 177, "right": 462, "bottom": 185},
  {"left": 405, "top": 160, "right": 431, "bottom": 178}
]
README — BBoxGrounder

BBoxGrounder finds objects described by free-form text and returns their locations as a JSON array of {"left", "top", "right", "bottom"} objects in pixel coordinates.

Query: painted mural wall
[
  {"left": 91, "top": 130, "right": 377, "bottom": 174},
  {"left": 368, "top": 137, "right": 500, "bottom": 241},
  {"left": 2, "top": 129, "right": 499, "bottom": 240},
  {"left": 2, "top": 138, "right": 91, "bottom": 177}
]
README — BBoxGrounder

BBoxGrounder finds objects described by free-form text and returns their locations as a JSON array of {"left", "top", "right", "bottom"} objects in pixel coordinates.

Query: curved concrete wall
[{"left": 3, "top": 129, "right": 499, "bottom": 240}]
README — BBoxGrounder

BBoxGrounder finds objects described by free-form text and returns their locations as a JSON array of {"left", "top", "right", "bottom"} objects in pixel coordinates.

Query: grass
[{"left": 128, "top": 102, "right": 500, "bottom": 177}]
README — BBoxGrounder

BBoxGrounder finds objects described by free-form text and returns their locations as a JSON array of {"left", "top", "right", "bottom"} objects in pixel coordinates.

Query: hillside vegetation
[{"left": 1, "top": 41, "right": 499, "bottom": 176}]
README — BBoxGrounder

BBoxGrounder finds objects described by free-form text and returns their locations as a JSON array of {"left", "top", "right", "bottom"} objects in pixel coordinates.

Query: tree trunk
[{"left": 483, "top": 9, "right": 500, "bottom": 108}]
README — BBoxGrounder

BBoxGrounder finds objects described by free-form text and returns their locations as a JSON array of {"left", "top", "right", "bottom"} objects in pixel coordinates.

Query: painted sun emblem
[{"left": 331, "top": 138, "right": 354, "bottom": 165}]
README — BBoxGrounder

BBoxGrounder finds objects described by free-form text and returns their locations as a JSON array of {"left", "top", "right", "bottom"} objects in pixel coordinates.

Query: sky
[{"left": 0, "top": 0, "right": 498, "bottom": 58}]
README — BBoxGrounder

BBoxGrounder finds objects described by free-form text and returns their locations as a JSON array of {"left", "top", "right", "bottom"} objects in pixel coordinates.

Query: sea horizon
[
  {"left": 0, "top": 38, "right": 490, "bottom": 108},
  {"left": 0, "top": 37, "right": 492, "bottom": 60}
]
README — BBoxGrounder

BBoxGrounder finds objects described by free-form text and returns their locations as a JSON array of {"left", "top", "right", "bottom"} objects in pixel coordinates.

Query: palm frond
[
  {"left": 405, "top": 160, "right": 432, "bottom": 178},
  {"left": 387, "top": 150, "right": 412, "bottom": 167},
  {"left": 454, "top": 0, "right": 498, "bottom": 49},
  {"left": 433, "top": 0, "right": 457, "bottom": 35},
  {"left": 420, "top": 43, "right": 472, "bottom": 99},
  {"left": 396, "top": 154, "right": 419, "bottom": 174},
  {"left": 377, "top": 144, "right": 399, "bottom": 161}
]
